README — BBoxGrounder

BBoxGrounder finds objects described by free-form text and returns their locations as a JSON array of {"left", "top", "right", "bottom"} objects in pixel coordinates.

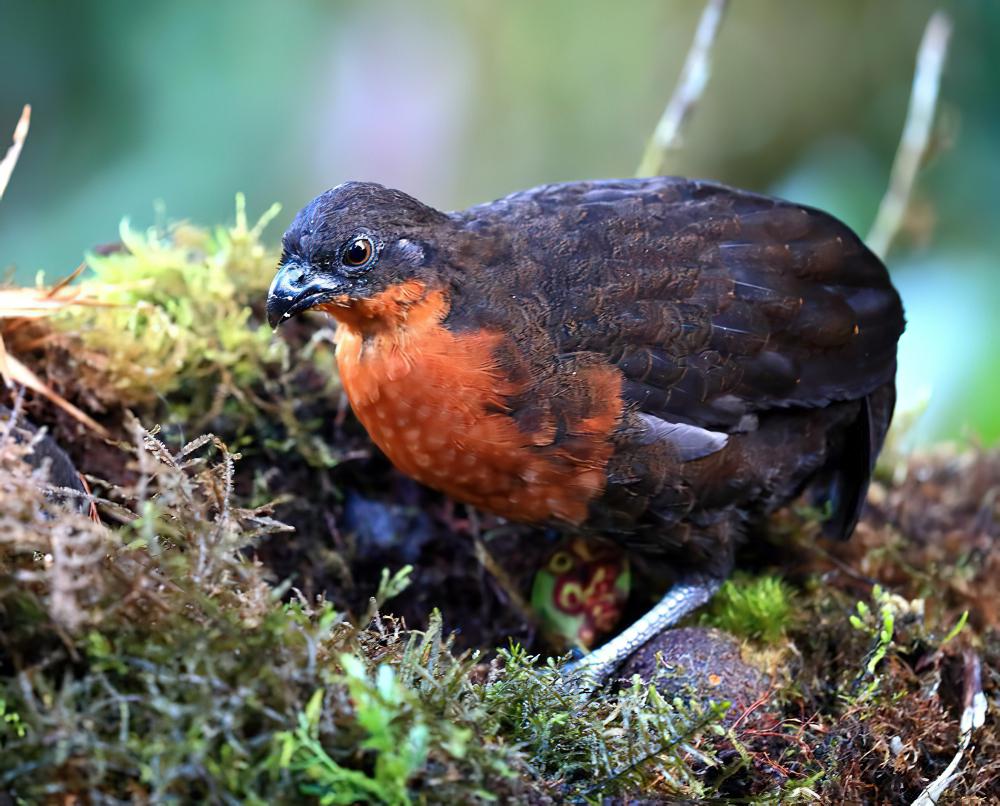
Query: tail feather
[{"left": 813, "top": 381, "right": 896, "bottom": 540}]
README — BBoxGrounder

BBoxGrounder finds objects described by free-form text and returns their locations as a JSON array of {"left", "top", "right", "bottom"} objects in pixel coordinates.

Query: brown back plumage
[{"left": 270, "top": 177, "right": 904, "bottom": 574}]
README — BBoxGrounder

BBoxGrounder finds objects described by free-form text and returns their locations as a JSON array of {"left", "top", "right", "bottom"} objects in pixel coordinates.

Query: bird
[{"left": 266, "top": 177, "right": 904, "bottom": 682}]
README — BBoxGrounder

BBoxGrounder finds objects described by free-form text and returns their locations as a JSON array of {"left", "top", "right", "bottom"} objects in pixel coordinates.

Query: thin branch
[
  {"left": 867, "top": 12, "right": 952, "bottom": 259},
  {"left": 0, "top": 351, "right": 110, "bottom": 437},
  {"left": 911, "top": 649, "right": 987, "bottom": 806},
  {"left": 472, "top": 531, "right": 541, "bottom": 634},
  {"left": 636, "top": 0, "right": 729, "bottom": 178},
  {"left": 0, "top": 104, "right": 31, "bottom": 203}
]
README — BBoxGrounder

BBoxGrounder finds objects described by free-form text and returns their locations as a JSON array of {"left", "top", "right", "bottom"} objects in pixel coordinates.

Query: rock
[
  {"left": 618, "top": 627, "right": 769, "bottom": 724},
  {"left": 342, "top": 490, "right": 433, "bottom": 563},
  {"left": 1, "top": 405, "right": 88, "bottom": 512}
]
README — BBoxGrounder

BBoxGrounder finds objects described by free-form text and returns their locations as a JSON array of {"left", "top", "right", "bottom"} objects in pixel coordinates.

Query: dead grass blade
[
  {"left": 0, "top": 104, "right": 30, "bottom": 202},
  {"left": 0, "top": 350, "right": 109, "bottom": 437}
]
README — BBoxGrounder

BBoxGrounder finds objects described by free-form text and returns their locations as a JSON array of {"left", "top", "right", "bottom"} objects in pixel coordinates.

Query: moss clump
[
  {"left": 698, "top": 573, "right": 795, "bottom": 645},
  {"left": 0, "top": 421, "right": 728, "bottom": 803},
  {"left": 6, "top": 196, "right": 343, "bottom": 472},
  {"left": 2, "top": 203, "right": 998, "bottom": 802},
  {"left": 61, "top": 196, "right": 286, "bottom": 412},
  {"left": 482, "top": 645, "right": 727, "bottom": 798}
]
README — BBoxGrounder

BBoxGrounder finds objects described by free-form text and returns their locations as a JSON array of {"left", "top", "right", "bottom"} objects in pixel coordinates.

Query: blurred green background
[{"left": 1, "top": 0, "right": 997, "bottom": 446}]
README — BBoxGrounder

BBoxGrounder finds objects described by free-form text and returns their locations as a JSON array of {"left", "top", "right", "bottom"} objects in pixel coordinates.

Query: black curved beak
[{"left": 266, "top": 263, "right": 349, "bottom": 328}]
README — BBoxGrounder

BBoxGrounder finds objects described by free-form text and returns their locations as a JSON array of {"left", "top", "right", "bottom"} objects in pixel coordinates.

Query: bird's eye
[{"left": 342, "top": 236, "right": 374, "bottom": 269}]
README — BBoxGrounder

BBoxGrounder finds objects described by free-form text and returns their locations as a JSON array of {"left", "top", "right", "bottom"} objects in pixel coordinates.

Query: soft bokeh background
[{"left": 1, "top": 0, "right": 997, "bottom": 446}]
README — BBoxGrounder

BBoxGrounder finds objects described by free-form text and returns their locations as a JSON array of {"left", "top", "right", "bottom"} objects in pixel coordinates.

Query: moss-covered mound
[{"left": 1, "top": 207, "right": 996, "bottom": 803}]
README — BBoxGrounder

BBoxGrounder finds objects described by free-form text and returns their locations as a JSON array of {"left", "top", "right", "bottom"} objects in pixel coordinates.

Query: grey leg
[{"left": 569, "top": 574, "right": 722, "bottom": 685}]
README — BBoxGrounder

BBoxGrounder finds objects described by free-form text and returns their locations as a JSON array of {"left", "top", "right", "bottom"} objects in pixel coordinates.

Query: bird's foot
[{"left": 565, "top": 574, "right": 722, "bottom": 688}]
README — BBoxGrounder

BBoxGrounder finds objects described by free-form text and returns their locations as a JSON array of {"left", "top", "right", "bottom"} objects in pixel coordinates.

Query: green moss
[
  {"left": 58, "top": 195, "right": 288, "bottom": 410},
  {"left": 0, "top": 423, "right": 727, "bottom": 803},
  {"left": 3, "top": 202, "right": 997, "bottom": 802},
  {"left": 846, "top": 584, "right": 897, "bottom": 702},
  {"left": 698, "top": 573, "right": 795, "bottom": 645},
  {"left": 481, "top": 644, "right": 726, "bottom": 798},
  {"left": 34, "top": 195, "right": 344, "bottom": 468}
]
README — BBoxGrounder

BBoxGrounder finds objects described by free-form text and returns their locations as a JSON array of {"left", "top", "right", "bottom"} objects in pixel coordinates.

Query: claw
[{"left": 567, "top": 574, "right": 722, "bottom": 685}]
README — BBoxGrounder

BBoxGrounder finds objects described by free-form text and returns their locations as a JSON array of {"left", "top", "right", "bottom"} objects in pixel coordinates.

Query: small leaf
[
  {"left": 304, "top": 689, "right": 325, "bottom": 730},
  {"left": 941, "top": 610, "right": 968, "bottom": 645}
]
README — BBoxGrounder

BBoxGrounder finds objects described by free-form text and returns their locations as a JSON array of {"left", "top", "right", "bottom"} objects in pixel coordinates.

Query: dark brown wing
[
  {"left": 470, "top": 177, "right": 903, "bottom": 431},
  {"left": 447, "top": 177, "right": 903, "bottom": 539}
]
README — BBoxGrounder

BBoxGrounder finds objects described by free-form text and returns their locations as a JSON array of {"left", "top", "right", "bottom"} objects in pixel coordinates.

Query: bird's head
[{"left": 266, "top": 182, "right": 452, "bottom": 331}]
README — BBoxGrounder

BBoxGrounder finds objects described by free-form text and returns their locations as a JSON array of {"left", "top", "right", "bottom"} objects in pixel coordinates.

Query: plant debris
[{"left": 0, "top": 207, "right": 996, "bottom": 803}]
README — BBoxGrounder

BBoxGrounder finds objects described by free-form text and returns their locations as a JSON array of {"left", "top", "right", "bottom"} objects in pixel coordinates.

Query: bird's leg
[{"left": 568, "top": 574, "right": 722, "bottom": 685}]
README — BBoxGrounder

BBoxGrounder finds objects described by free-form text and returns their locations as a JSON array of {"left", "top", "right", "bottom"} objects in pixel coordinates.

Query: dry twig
[
  {"left": 867, "top": 12, "right": 953, "bottom": 259},
  {"left": 636, "top": 0, "right": 729, "bottom": 177},
  {"left": 0, "top": 105, "right": 111, "bottom": 436},
  {"left": 911, "top": 650, "right": 988, "bottom": 805},
  {"left": 0, "top": 104, "right": 30, "bottom": 203}
]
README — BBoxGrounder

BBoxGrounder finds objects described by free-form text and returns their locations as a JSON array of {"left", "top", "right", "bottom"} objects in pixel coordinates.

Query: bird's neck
[{"left": 318, "top": 280, "right": 448, "bottom": 341}]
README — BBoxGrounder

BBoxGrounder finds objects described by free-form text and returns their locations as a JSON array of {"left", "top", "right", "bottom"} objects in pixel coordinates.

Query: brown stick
[
  {"left": 636, "top": 0, "right": 729, "bottom": 177},
  {"left": 0, "top": 104, "right": 31, "bottom": 203},
  {"left": 867, "top": 12, "right": 953, "bottom": 259}
]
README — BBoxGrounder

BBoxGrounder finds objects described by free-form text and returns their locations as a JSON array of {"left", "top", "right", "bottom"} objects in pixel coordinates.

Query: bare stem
[
  {"left": 867, "top": 12, "right": 952, "bottom": 259},
  {"left": 0, "top": 104, "right": 31, "bottom": 203},
  {"left": 636, "top": 0, "right": 729, "bottom": 178}
]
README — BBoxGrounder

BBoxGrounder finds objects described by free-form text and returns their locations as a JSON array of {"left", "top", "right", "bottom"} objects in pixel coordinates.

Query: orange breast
[{"left": 326, "top": 283, "right": 622, "bottom": 526}]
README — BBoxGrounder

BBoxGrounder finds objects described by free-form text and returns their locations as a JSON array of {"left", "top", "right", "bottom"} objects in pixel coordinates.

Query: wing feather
[{"left": 452, "top": 176, "right": 903, "bottom": 449}]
